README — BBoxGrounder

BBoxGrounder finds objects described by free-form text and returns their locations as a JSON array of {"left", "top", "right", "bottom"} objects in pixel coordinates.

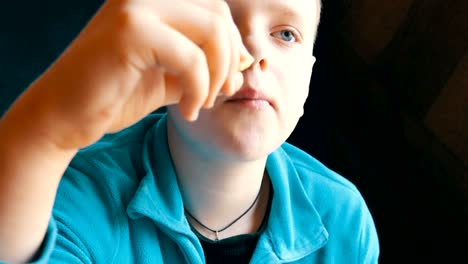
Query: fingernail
[
  {"left": 190, "top": 110, "right": 199, "bottom": 122},
  {"left": 207, "top": 99, "right": 215, "bottom": 108},
  {"left": 202, "top": 96, "right": 215, "bottom": 109},
  {"left": 239, "top": 47, "right": 254, "bottom": 71},
  {"left": 239, "top": 57, "right": 254, "bottom": 71}
]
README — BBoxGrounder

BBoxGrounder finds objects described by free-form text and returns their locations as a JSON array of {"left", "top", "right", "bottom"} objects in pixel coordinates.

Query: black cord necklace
[{"left": 184, "top": 178, "right": 264, "bottom": 241}]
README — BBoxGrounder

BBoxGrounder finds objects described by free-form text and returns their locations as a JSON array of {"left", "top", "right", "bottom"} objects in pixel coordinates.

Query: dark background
[{"left": 1, "top": 1, "right": 466, "bottom": 263}]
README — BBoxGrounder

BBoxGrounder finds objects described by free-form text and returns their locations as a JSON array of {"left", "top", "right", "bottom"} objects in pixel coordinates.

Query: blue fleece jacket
[{"left": 24, "top": 113, "right": 379, "bottom": 263}]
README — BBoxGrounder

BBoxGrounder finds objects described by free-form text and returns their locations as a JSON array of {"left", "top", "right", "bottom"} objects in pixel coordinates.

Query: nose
[{"left": 242, "top": 33, "right": 269, "bottom": 72}]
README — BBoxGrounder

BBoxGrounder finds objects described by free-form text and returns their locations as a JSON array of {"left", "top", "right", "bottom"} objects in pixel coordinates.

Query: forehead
[
  {"left": 226, "top": 0, "right": 320, "bottom": 32},
  {"left": 226, "top": 0, "right": 319, "bottom": 21}
]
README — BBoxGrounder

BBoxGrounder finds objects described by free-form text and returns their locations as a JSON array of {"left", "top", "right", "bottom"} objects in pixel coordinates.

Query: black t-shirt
[{"left": 191, "top": 188, "right": 273, "bottom": 264}]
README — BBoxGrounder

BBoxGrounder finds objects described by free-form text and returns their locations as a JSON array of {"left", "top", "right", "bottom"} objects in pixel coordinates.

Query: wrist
[{"left": 0, "top": 85, "right": 78, "bottom": 155}]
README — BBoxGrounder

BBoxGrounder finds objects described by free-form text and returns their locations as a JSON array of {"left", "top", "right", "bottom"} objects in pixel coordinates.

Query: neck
[{"left": 167, "top": 120, "right": 269, "bottom": 239}]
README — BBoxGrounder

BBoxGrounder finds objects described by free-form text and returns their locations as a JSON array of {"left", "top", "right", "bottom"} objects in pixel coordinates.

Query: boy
[{"left": 0, "top": 0, "right": 379, "bottom": 263}]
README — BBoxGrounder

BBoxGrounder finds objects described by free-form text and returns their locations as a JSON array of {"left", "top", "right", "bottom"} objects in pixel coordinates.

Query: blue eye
[{"left": 272, "top": 29, "right": 298, "bottom": 43}]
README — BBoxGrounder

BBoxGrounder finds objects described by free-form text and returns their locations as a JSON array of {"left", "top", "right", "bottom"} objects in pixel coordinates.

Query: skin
[
  {"left": 169, "top": 0, "right": 319, "bottom": 239},
  {"left": 0, "top": 0, "right": 319, "bottom": 262}
]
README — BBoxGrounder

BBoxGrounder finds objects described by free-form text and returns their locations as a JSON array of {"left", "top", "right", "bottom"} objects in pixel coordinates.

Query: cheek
[{"left": 271, "top": 62, "right": 310, "bottom": 108}]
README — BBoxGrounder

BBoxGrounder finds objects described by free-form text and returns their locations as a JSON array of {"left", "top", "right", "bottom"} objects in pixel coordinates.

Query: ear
[
  {"left": 311, "top": 56, "right": 317, "bottom": 67},
  {"left": 299, "top": 107, "right": 305, "bottom": 118},
  {"left": 305, "top": 55, "right": 316, "bottom": 78}
]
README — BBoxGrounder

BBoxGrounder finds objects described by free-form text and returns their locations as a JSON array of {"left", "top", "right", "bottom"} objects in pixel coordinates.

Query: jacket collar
[
  {"left": 250, "top": 149, "right": 328, "bottom": 263},
  {"left": 126, "top": 114, "right": 328, "bottom": 263},
  {"left": 126, "top": 114, "right": 204, "bottom": 264}
]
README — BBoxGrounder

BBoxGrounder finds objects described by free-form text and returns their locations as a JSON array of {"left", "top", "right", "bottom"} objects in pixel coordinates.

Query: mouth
[
  {"left": 225, "top": 87, "right": 274, "bottom": 109},
  {"left": 225, "top": 98, "right": 271, "bottom": 110}
]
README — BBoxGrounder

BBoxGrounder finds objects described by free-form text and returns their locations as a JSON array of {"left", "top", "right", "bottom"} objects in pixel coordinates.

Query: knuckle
[
  {"left": 113, "top": 4, "right": 146, "bottom": 34},
  {"left": 189, "top": 48, "right": 207, "bottom": 70},
  {"left": 112, "top": 4, "right": 156, "bottom": 46},
  {"left": 206, "top": 13, "right": 225, "bottom": 40},
  {"left": 116, "top": 6, "right": 138, "bottom": 30},
  {"left": 115, "top": 7, "right": 138, "bottom": 31},
  {"left": 213, "top": 1, "right": 231, "bottom": 17}
]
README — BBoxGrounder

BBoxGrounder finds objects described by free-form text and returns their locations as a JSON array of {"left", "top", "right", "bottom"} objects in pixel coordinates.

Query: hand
[{"left": 22, "top": 0, "right": 253, "bottom": 149}]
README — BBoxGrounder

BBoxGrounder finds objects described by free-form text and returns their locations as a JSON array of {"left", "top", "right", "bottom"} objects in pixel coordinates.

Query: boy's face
[{"left": 168, "top": 0, "right": 319, "bottom": 161}]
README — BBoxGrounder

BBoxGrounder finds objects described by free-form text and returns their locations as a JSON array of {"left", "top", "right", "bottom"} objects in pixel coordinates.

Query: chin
[
  {"left": 167, "top": 105, "right": 285, "bottom": 161},
  {"left": 216, "top": 127, "right": 280, "bottom": 162},
  {"left": 230, "top": 142, "right": 268, "bottom": 161}
]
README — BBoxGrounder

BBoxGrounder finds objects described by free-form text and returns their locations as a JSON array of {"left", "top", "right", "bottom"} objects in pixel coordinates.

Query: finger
[
  {"left": 234, "top": 24, "right": 255, "bottom": 72},
  {"left": 132, "top": 14, "right": 210, "bottom": 121},
  {"left": 143, "top": 0, "right": 232, "bottom": 109},
  {"left": 188, "top": 0, "right": 253, "bottom": 100},
  {"left": 186, "top": 0, "right": 254, "bottom": 70},
  {"left": 203, "top": 24, "right": 239, "bottom": 107},
  {"left": 185, "top": 0, "right": 237, "bottom": 105}
]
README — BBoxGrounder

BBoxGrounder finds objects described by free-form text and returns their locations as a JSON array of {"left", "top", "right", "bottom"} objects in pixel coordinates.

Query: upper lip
[{"left": 226, "top": 87, "right": 275, "bottom": 107}]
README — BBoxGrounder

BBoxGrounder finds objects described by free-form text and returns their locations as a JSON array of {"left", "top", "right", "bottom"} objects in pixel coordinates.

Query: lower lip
[{"left": 226, "top": 99, "right": 271, "bottom": 110}]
